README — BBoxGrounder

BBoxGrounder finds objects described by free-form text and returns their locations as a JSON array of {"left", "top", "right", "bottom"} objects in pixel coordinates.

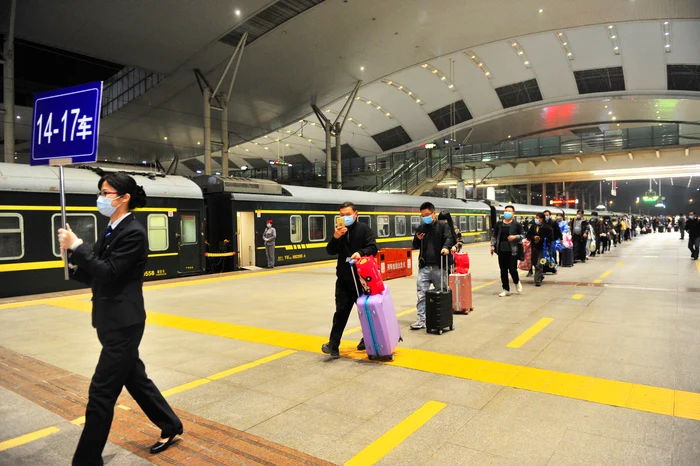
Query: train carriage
[{"left": 0, "top": 163, "right": 206, "bottom": 298}]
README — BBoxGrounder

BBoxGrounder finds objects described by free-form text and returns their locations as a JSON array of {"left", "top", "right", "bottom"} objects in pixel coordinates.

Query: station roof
[{"left": 5, "top": 1, "right": 700, "bottom": 170}]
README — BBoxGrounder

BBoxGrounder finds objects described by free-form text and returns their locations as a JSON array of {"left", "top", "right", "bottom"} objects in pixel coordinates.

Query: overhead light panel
[
  {"left": 355, "top": 96, "right": 395, "bottom": 119},
  {"left": 380, "top": 79, "right": 423, "bottom": 104},
  {"left": 464, "top": 50, "right": 493, "bottom": 79},
  {"left": 420, "top": 63, "right": 457, "bottom": 90},
  {"left": 509, "top": 41, "right": 532, "bottom": 69},
  {"left": 662, "top": 21, "right": 671, "bottom": 52},
  {"left": 607, "top": 25, "right": 621, "bottom": 55},
  {"left": 556, "top": 32, "right": 574, "bottom": 60}
]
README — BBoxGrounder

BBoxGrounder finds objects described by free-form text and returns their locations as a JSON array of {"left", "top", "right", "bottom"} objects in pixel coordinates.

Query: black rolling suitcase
[
  {"left": 560, "top": 248, "right": 574, "bottom": 267},
  {"left": 426, "top": 257, "right": 454, "bottom": 335}
]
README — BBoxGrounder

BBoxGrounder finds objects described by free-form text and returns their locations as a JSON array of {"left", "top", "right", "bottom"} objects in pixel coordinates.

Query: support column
[
  {"left": 456, "top": 180, "right": 465, "bottom": 199},
  {"left": 335, "top": 125, "right": 342, "bottom": 190},
  {"left": 554, "top": 183, "right": 559, "bottom": 200},
  {"left": 221, "top": 100, "right": 229, "bottom": 176},
  {"left": 526, "top": 184, "right": 532, "bottom": 205},
  {"left": 472, "top": 168, "right": 477, "bottom": 200},
  {"left": 542, "top": 183, "right": 547, "bottom": 207},
  {"left": 203, "top": 87, "right": 212, "bottom": 175},
  {"left": 3, "top": 0, "right": 17, "bottom": 163},
  {"left": 325, "top": 125, "right": 332, "bottom": 189}
]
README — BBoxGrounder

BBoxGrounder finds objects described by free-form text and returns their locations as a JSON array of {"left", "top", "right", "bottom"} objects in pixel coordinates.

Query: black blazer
[
  {"left": 69, "top": 214, "right": 148, "bottom": 333},
  {"left": 326, "top": 221, "right": 378, "bottom": 281}
]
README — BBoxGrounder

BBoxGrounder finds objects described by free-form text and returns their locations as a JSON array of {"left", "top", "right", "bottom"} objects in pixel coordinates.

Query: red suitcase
[
  {"left": 453, "top": 252, "right": 470, "bottom": 274},
  {"left": 355, "top": 255, "right": 385, "bottom": 296},
  {"left": 449, "top": 272, "right": 473, "bottom": 315}
]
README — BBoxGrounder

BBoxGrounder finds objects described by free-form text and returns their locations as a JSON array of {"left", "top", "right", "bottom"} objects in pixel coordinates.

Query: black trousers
[
  {"left": 497, "top": 250, "right": 519, "bottom": 292},
  {"left": 73, "top": 323, "right": 181, "bottom": 466},
  {"left": 329, "top": 279, "right": 359, "bottom": 349},
  {"left": 681, "top": 228, "right": 685, "bottom": 240},
  {"left": 689, "top": 237, "right": 700, "bottom": 259},
  {"left": 573, "top": 234, "right": 586, "bottom": 262},
  {"left": 531, "top": 248, "right": 544, "bottom": 285}
]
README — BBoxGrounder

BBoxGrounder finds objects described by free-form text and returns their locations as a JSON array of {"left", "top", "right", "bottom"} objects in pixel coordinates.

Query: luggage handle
[{"left": 348, "top": 258, "right": 362, "bottom": 297}]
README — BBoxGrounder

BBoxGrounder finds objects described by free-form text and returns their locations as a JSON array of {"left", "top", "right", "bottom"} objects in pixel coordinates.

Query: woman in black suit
[{"left": 58, "top": 173, "right": 182, "bottom": 465}]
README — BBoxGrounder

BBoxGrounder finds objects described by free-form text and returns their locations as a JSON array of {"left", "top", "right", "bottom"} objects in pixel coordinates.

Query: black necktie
[{"left": 105, "top": 226, "right": 113, "bottom": 238}]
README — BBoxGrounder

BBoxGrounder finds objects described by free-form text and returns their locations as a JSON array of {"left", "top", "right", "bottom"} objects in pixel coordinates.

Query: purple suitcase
[{"left": 356, "top": 287, "right": 402, "bottom": 361}]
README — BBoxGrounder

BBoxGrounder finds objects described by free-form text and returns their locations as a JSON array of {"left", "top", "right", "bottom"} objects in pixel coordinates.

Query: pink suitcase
[
  {"left": 356, "top": 287, "right": 402, "bottom": 361},
  {"left": 449, "top": 272, "right": 473, "bottom": 315}
]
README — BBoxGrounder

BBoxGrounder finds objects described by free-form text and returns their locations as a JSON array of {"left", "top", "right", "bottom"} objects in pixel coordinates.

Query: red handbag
[{"left": 355, "top": 256, "right": 386, "bottom": 295}]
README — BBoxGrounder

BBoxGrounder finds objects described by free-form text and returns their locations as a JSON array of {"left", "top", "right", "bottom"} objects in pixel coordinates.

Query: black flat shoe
[
  {"left": 149, "top": 428, "right": 183, "bottom": 454},
  {"left": 357, "top": 339, "right": 366, "bottom": 351}
]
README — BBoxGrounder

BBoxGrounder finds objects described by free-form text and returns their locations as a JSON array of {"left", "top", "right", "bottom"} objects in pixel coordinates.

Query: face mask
[
  {"left": 97, "top": 195, "right": 121, "bottom": 217},
  {"left": 267, "top": 224, "right": 272, "bottom": 228},
  {"left": 592, "top": 216, "right": 598, "bottom": 221},
  {"left": 343, "top": 215, "right": 355, "bottom": 227},
  {"left": 422, "top": 216, "right": 434, "bottom": 225},
  {"left": 545, "top": 215, "right": 550, "bottom": 221},
  {"left": 557, "top": 218, "right": 563, "bottom": 223},
  {"left": 503, "top": 212, "right": 513, "bottom": 220},
  {"left": 576, "top": 215, "right": 582, "bottom": 219},
  {"left": 535, "top": 219, "right": 541, "bottom": 225},
  {"left": 690, "top": 216, "right": 695, "bottom": 220}
]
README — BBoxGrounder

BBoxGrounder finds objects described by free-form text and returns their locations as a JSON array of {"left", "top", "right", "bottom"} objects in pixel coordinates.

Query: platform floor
[{"left": 1, "top": 232, "right": 699, "bottom": 465}]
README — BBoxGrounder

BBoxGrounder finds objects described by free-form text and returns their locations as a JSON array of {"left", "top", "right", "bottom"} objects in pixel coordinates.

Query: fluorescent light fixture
[
  {"left": 607, "top": 25, "right": 621, "bottom": 54},
  {"left": 509, "top": 41, "right": 532, "bottom": 68}
]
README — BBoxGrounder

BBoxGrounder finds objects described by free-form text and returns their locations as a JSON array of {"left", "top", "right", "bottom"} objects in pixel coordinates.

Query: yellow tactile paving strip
[{"left": 27, "top": 297, "right": 700, "bottom": 423}]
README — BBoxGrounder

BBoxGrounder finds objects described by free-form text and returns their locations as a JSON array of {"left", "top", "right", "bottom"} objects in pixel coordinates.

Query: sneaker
[
  {"left": 516, "top": 282, "right": 523, "bottom": 294},
  {"left": 526, "top": 271, "right": 533, "bottom": 277},
  {"left": 357, "top": 339, "right": 366, "bottom": 351},
  {"left": 410, "top": 321, "right": 426, "bottom": 330},
  {"left": 321, "top": 343, "right": 340, "bottom": 359},
  {"left": 499, "top": 290, "right": 511, "bottom": 297}
]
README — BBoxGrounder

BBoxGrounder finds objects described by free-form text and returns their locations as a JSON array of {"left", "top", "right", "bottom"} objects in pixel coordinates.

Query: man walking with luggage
[
  {"left": 411, "top": 202, "right": 453, "bottom": 330},
  {"left": 570, "top": 210, "right": 589, "bottom": 263},
  {"left": 527, "top": 213, "right": 553, "bottom": 287},
  {"left": 262, "top": 220, "right": 277, "bottom": 268},
  {"left": 323, "top": 202, "right": 378, "bottom": 359}
]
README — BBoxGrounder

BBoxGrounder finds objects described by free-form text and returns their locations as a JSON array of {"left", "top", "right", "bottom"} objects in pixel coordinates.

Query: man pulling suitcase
[{"left": 322, "top": 202, "right": 378, "bottom": 359}]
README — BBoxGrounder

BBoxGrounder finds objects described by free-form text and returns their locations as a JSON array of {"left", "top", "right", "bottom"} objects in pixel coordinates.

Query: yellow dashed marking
[
  {"left": 572, "top": 294, "right": 584, "bottom": 300},
  {"left": 600, "top": 270, "right": 613, "bottom": 278},
  {"left": 506, "top": 318, "right": 554, "bottom": 349},
  {"left": 0, "top": 426, "right": 61, "bottom": 452}
]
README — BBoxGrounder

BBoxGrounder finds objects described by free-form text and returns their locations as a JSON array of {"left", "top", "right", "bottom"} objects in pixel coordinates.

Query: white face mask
[{"left": 97, "top": 196, "right": 121, "bottom": 217}]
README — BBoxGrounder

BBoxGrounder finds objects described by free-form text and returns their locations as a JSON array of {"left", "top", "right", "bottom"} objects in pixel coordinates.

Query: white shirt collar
[{"left": 109, "top": 212, "right": 132, "bottom": 230}]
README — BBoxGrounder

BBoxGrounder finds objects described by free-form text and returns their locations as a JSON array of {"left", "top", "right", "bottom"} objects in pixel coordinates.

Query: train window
[
  {"left": 308, "top": 215, "right": 326, "bottom": 242},
  {"left": 0, "top": 214, "right": 24, "bottom": 260},
  {"left": 485, "top": 216, "right": 491, "bottom": 230},
  {"left": 477, "top": 216, "right": 484, "bottom": 231},
  {"left": 181, "top": 215, "right": 197, "bottom": 244},
  {"left": 148, "top": 214, "right": 169, "bottom": 251},
  {"left": 395, "top": 216, "right": 406, "bottom": 236},
  {"left": 290, "top": 215, "right": 302, "bottom": 243},
  {"left": 459, "top": 216, "right": 468, "bottom": 233},
  {"left": 469, "top": 217, "right": 477, "bottom": 232},
  {"left": 411, "top": 216, "right": 420, "bottom": 234},
  {"left": 377, "top": 215, "right": 390, "bottom": 237},
  {"left": 358, "top": 215, "right": 371, "bottom": 227},
  {"left": 51, "top": 214, "right": 97, "bottom": 257}
]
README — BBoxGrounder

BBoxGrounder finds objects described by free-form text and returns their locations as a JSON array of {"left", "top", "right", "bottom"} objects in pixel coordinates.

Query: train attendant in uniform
[
  {"left": 322, "top": 202, "right": 378, "bottom": 359},
  {"left": 58, "top": 173, "right": 183, "bottom": 465},
  {"left": 262, "top": 219, "right": 277, "bottom": 268}
]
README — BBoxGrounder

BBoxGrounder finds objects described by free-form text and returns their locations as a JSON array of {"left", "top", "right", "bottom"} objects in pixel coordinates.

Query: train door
[
  {"left": 236, "top": 211, "right": 256, "bottom": 268},
  {"left": 178, "top": 211, "right": 201, "bottom": 274}
]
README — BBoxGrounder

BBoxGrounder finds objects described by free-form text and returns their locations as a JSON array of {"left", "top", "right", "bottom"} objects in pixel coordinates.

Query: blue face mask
[
  {"left": 343, "top": 216, "right": 355, "bottom": 227},
  {"left": 545, "top": 215, "right": 550, "bottom": 221},
  {"left": 97, "top": 195, "right": 121, "bottom": 217},
  {"left": 267, "top": 224, "right": 272, "bottom": 228},
  {"left": 422, "top": 216, "right": 434, "bottom": 225},
  {"left": 504, "top": 212, "right": 513, "bottom": 220},
  {"left": 535, "top": 219, "right": 541, "bottom": 225}
]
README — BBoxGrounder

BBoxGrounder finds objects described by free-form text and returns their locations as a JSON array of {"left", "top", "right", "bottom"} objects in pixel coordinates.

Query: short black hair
[
  {"left": 543, "top": 209, "right": 552, "bottom": 215},
  {"left": 420, "top": 202, "right": 435, "bottom": 212},
  {"left": 577, "top": 209, "right": 584, "bottom": 214},
  {"left": 535, "top": 212, "right": 545, "bottom": 220},
  {"left": 340, "top": 202, "right": 357, "bottom": 212},
  {"left": 591, "top": 211, "right": 598, "bottom": 216},
  {"left": 98, "top": 173, "right": 147, "bottom": 210},
  {"left": 504, "top": 205, "right": 515, "bottom": 211}
]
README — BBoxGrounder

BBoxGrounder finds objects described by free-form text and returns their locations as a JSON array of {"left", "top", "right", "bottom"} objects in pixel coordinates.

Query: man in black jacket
[
  {"left": 527, "top": 213, "right": 553, "bottom": 286},
  {"left": 322, "top": 202, "right": 378, "bottom": 359},
  {"left": 411, "top": 202, "right": 453, "bottom": 330},
  {"left": 588, "top": 212, "right": 602, "bottom": 257},
  {"left": 686, "top": 211, "right": 700, "bottom": 260},
  {"left": 569, "top": 209, "right": 589, "bottom": 263}
]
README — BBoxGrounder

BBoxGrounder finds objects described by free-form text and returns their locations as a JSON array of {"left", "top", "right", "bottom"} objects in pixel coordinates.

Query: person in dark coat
[
  {"left": 323, "top": 202, "right": 378, "bottom": 358},
  {"left": 679, "top": 214, "right": 686, "bottom": 241},
  {"left": 490, "top": 205, "right": 526, "bottom": 297},
  {"left": 527, "top": 213, "right": 554, "bottom": 286},
  {"left": 58, "top": 173, "right": 183, "bottom": 465},
  {"left": 686, "top": 211, "right": 700, "bottom": 260},
  {"left": 569, "top": 210, "right": 589, "bottom": 263}
]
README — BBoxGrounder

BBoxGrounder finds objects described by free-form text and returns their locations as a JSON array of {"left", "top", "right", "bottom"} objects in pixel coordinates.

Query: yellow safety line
[
  {"left": 160, "top": 379, "right": 212, "bottom": 398},
  {"left": 207, "top": 350, "right": 296, "bottom": 380},
  {"left": 0, "top": 426, "right": 61, "bottom": 452},
  {"left": 344, "top": 308, "right": 418, "bottom": 336},
  {"left": 616, "top": 260, "right": 626, "bottom": 267},
  {"left": 344, "top": 401, "right": 447, "bottom": 466},
  {"left": 506, "top": 318, "right": 554, "bottom": 349},
  {"left": 696, "top": 261, "right": 700, "bottom": 274},
  {"left": 593, "top": 279, "right": 602, "bottom": 284},
  {"left": 572, "top": 294, "right": 584, "bottom": 300},
  {"left": 70, "top": 416, "right": 86, "bottom": 426},
  {"left": 37, "top": 298, "right": 700, "bottom": 421},
  {"left": 600, "top": 270, "right": 613, "bottom": 278}
]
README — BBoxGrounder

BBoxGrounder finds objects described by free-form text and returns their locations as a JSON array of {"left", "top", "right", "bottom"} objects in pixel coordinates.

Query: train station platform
[{"left": 1, "top": 232, "right": 699, "bottom": 465}]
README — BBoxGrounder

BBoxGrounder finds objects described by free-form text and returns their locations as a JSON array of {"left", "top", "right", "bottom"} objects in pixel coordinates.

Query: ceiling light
[
  {"left": 612, "top": 117, "right": 617, "bottom": 120},
  {"left": 664, "top": 21, "right": 669, "bottom": 25},
  {"left": 656, "top": 111, "right": 659, "bottom": 113},
  {"left": 377, "top": 106, "right": 381, "bottom": 109},
  {"left": 15, "top": 115, "right": 20, "bottom": 119},
  {"left": 398, "top": 86, "right": 403, "bottom": 90},
  {"left": 605, "top": 105, "right": 608, "bottom": 108},
  {"left": 617, "top": 124, "right": 620, "bottom": 127},
  {"left": 265, "top": 147, "right": 269, "bottom": 150},
  {"left": 197, "top": 141, "right": 201, "bottom": 145},
  {"left": 512, "top": 42, "right": 517, "bottom": 46},
  {"left": 432, "top": 69, "right": 438, "bottom": 74},
  {"left": 348, "top": 117, "right": 353, "bottom": 121},
  {"left": 286, "top": 144, "right": 290, "bottom": 147},
  {"left": 538, "top": 8, "right": 543, "bottom": 13},
  {"left": 245, "top": 148, "right": 249, "bottom": 152},
  {"left": 387, "top": 81, "right": 393, "bottom": 85},
  {"left": 142, "top": 160, "right": 147, "bottom": 164},
  {"left": 608, "top": 25, "right": 614, "bottom": 29},
  {"left": 163, "top": 136, "right": 168, "bottom": 140},
  {"left": 563, "top": 42, "right": 568, "bottom": 46},
  {"left": 448, "top": 84, "right": 454, "bottom": 89},
  {"left": 567, "top": 52, "right": 572, "bottom": 57},
  {"left": 608, "top": 111, "right": 613, "bottom": 115},
  {"left": 235, "top": 9, "right": 241, "bottom": 16},
  {"left": 216, "top": 172, "right": 221, "bottom": 175},
  {"left": 385, "top": 112, "right": 391, "bottom": 116},
  {"left": 241, "top": 165, "right": 248, "bottom": 170},
  {"left": 357, "top": 124, "right": 362, "bottom": 127},
  {"left": 326, "top": 109, "right": 331, "bottom": 112},
  {"left": 518, "top": 51, "right": 524, "bottom": 55},
  {"left": 360, "top": 66, "right": 365, "bottom": 71},
  {"left": 416, "top": 99, "right": 421, "bottom": 103},
  {"left": 297, "top": 133, "right": 302, "bottom": 136},
  {"left": 308, "top": 138, "right": 312, "bottom": 142},
  {"left": 478, "top": 63, "right": 483, "bottom": 66},
  {"left": 485, "top": 71, "right": 491, "bottom": 76},
  {"left": 422, "top": 64, "right": 428, "bottom": 68},
  {"left": 286, "top": 130, "right": 291, "bottom": 133},
  {"left": 508, "top": 135, "right": 511, "bottom": 138},
  {"left": 665, "top": 32, "right": 670, "bottom": 36},
  {"left": 611, "top": 35, "right": 616, "bottom": 39},
  {"left": 366, "top": 100, "right": 372, "bottom": 104},
  {"left": 558, "top": 32, "right": 563, "bottom": 36},
  {"left": 657, "top": 116, "right": 661, "bottom": 119}
]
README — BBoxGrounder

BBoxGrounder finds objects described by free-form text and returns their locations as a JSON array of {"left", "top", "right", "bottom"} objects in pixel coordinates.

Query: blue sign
[{"left": 31, "top": 81, "right": 103, "bottom": 165}]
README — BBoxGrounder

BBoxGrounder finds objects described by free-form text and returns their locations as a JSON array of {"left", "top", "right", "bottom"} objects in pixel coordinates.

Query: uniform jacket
[
  {"left": 326, "top": 220, "right": 378, "bottom": 280},
  {"left": 69, "top": 215, "right": 148, "bottom": 333}
]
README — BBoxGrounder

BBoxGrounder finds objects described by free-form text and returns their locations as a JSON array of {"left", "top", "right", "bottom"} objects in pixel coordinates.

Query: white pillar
[
  {"left": 456, "top": 180, "right": 465, "bottom": 199},
  {"left": 486, "top": 187, "right": 496, "bottom": 200}
]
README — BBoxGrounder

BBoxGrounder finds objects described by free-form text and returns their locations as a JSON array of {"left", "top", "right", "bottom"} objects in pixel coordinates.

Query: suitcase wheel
[
  {"left": 450, "top": 325, "right": 454, "bottom": 331},
  {"left": 438, "top": 329, "right": 443, "bottom": 335}
]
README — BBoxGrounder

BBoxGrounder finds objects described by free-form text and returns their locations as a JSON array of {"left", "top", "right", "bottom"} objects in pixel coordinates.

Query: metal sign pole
[{"left": 59, "top": 165, "right": 69, "bottom": 280}]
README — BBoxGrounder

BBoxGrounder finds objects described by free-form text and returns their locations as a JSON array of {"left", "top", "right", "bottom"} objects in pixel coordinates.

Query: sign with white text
[{"left": 31, "top": 81, "right": 103, "bottom": 166}]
